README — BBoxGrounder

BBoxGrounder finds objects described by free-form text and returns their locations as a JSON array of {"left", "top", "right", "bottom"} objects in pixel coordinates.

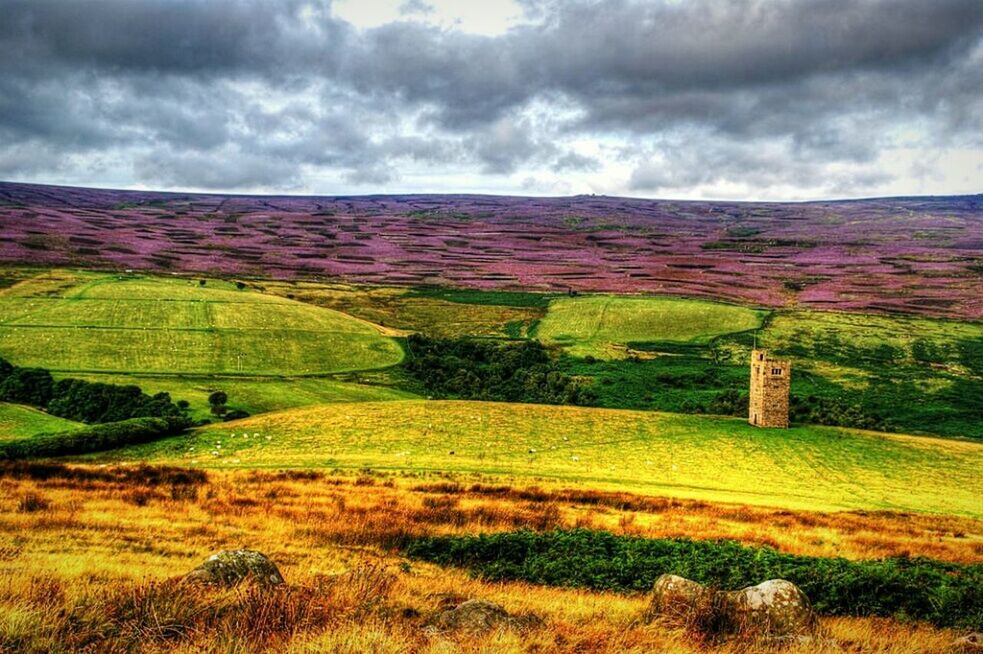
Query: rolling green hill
[
  {"left": 535, "top": 295, "right": 765, "bottom": 358},
  {"left": 0, "top": 403, "right": 82, "bottom": 439},
  {"left": 92, "top": 400, "right": 983, "bottom": 518},
  {"left": 0, "top": 271, "right": 404, "bottom": 375}
]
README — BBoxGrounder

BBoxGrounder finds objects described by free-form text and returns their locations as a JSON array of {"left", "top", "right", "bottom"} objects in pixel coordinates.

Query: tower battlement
[{"left": 749, "top": 349, "right": 790, "bottom": 428}]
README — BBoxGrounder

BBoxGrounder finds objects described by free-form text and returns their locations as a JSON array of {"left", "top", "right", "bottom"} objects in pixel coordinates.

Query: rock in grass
[
  {"left": 183, "top": 549, "right": 285, "bottom": 588},
  {"left": 423, "top": 599, "right": 541, "bottom": 634},
  {"left": 646, "top": 574, "right": 711, "bottom": 622},
  {"left": 646, "top": 575, "right": 816, "bottom": 642},
  {"left": 716, "top": 579, "right": 817, "bottom": 640}
]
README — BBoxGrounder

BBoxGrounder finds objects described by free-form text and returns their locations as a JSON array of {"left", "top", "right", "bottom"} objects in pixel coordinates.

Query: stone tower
[{"left": 749, "top": 349, "right": 790, "bottom": 428}]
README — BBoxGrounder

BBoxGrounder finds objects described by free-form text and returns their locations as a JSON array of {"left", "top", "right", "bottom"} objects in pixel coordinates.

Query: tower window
[{"left": 771, "top": 368, "right": 782, "bottom": 375}]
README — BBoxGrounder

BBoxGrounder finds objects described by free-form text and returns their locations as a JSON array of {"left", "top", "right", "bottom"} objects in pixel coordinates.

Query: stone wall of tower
[{"left": 749, "top": 349, "right": 790, "bottom": 428}]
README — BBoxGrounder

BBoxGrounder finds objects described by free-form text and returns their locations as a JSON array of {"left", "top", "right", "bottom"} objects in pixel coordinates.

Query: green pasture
[
  {"left": 260, "top": 281, "right": 546, "bottom": 338},
  {"left": 0, "top": 403, "right": 81, "bottom": 439},
  {"left": 762, "top": 310, "right": 983, "bottom": 377},
  {"left": 535, "top": 295, "right": 765, "bottom": 358},
  {"left": 95, "top": 400, "right": 983, "bottom": 518},
  {"left": 0, "top": 272, "right": 404, "bottom": 375}
]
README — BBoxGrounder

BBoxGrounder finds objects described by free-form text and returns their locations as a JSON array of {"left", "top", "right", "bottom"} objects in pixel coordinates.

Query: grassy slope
[
  {"left": 535, "top": 295, "right": 765, "bottom": 358},
  {"left": 0, "top": 403, "right": 81, "bottom": 439},
  {"left": 95, "top": 400, "right": 983, "bottom": 518},
  {"left": 552, "top": 303, "right": 982, "bottom": 439},
  {"left": 760, "top": 309, "right": 982, "bottom": 437},
  {"left": 0, "top": 271, "right": 404, "bottom": 375},
  {"left": 260, "top": 281, "right": 547, "bottom": 338},
  {"left": 62, "top": 372, "right": 418, "bottom": 422}
]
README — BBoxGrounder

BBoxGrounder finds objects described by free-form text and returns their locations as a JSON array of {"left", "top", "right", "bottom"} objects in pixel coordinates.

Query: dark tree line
[
  {"left": 404, "top": 335, "right": 596, "bottom": 406},
  {"left": 0, "top": 358, "right": 190, "bottom": 425},
  {"left": 0, "top": 417, "right": 188, "bottom": 460}
]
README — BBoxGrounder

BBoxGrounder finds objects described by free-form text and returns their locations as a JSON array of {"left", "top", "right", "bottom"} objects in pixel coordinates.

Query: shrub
[
  {"left": 403, "top": 529, "right": 983, "bottom": 629},
  {"left": 222, "top": 409, "right": 250, "bottom": 421},
  {"left": 17, "top": 493, "right": 51, "bottom": 513},
  {"left": 790, "top": 395, "right": 886, "bottom": 431}
]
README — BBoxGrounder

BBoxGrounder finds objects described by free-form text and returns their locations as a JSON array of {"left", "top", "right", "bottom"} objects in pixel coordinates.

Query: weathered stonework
[{"left": 749, "top": 349, "right": 790, "bottom": 428}]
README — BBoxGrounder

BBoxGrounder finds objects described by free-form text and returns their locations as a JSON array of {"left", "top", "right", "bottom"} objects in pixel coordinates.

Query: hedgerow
[
  {"left": 0, "top": 416, "right": 190, "bottom": 460},
  {"left": 403, "top": 529, "right": 983, "bottom": 629}
]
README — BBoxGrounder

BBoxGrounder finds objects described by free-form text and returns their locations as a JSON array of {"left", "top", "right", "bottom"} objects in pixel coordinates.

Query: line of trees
[
  {"left": 0, "top": 417, "right": 189, "bottom": 460},
  {"left": 0, "top": 358, "right": 191, "bottom": 425},
  {"left": 404, "top": 335, "right": 596, "bottom": 406}
]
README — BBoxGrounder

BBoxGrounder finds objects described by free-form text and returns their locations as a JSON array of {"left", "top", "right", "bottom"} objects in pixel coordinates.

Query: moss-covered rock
[
  {"left": 183, "top": 549, "right": 284, "bottom": 588},
  {"left": 423, "top": 599, "right": 540, "bottom": 634},
  {"left": 646, "top": 574, "right": 817, "bottom": 641}
]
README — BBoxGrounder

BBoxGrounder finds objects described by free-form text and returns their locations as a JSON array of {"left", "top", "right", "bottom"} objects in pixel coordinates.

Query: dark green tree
[{"left": 207, "top": 391, "right": 228, "bottom": 407}]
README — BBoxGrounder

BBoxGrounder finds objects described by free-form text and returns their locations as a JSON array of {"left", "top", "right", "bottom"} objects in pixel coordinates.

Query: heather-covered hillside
[{"left": 1, "top": 182, "right": 979, "bottom": 319}]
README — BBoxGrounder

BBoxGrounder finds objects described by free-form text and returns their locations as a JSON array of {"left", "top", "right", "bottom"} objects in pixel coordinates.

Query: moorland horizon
[{"left": 3, "top": 178, "right": 982, "bottom": 203}]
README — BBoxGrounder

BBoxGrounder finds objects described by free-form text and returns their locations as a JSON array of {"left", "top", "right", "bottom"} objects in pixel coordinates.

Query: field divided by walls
[
  {"left": 535, "top": 295, "right": 766, "bottom": 358},
  {"left": 0, "top": 271, "right": 404, "bottom": 376}
]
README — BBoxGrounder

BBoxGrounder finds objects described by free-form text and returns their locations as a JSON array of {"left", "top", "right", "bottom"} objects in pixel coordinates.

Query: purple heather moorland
[{"left": 1, "top": 182, "right": 979, "bottom": 319}]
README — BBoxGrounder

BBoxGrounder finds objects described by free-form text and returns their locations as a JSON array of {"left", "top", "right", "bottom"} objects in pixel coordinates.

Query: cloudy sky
[{"left": 1, "top": 0, "right": 981, "bottom": 200}]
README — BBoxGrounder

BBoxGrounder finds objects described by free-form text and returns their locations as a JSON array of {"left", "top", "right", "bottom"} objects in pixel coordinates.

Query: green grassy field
[
  {"left": 762, "top": 309, "right": 982, "bottom": 376},
  {"left": 1, "top": 269, "right": 978, "bottom": 440},
  {"left": 0, "top": 403, "right": 81, "bottom": 439},
  {"left": 92, "top": 400, "right": 983, "bottom": 517},
  {"left": 261, "top": 281, "right": 547, "bottom": 338},
  {"left": 535, "top": 295, "right": 765, "bottom": 358},
  {"left": 0, "top": 271, "right": 404, "bottom": 375},
  {"left": 62, "top": 372, "right": 419, "bottom": 422}
]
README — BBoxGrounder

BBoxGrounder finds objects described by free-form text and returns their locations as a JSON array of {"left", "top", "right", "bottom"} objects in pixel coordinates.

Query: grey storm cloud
[{"left": 0, "top": 0, "right": 981, "bottom": 194}]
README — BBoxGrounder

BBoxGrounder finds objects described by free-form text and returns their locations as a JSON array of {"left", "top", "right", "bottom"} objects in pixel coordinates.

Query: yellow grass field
[
  {"left": 90, "top": 400, "right": 983, "bottom": 518},
  {"left": 0, "top": 466, "right": 977, "bottom": 653}
]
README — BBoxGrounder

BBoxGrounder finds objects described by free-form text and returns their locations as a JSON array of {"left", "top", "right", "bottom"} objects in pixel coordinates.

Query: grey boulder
[
  {"left": 183, "top": 549, "right": 285, "bottom": 588},
  {"left": 647, "top": 574, "right": 817, "bottom": 641}
]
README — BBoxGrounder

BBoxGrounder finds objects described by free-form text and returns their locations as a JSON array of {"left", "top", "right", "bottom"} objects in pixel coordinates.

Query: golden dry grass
[{"left": 0, "top": 463, "right": 979, "bottom": 653}]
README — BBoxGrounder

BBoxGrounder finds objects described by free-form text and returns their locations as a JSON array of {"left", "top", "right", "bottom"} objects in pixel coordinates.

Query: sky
[{"left": 1, "top": 0, "right": 981, "bottom": 201}]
